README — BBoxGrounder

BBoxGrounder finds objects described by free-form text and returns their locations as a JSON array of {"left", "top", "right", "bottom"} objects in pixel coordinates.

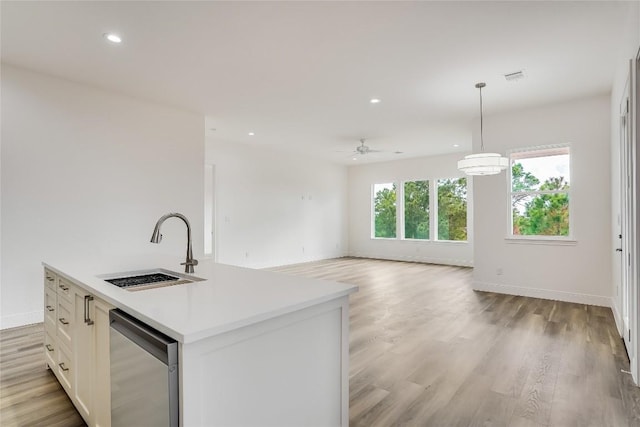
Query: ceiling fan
[{"left": 353, "top": 138, "right": 382, "bottom": 155}]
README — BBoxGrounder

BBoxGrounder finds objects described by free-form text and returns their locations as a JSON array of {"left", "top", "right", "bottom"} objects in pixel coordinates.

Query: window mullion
[
  {"left": 397, "top": 182, "right": 404, "bottom": 240},
  {"left": 431, "top": 179, "right": 437, "bottom": 241}
]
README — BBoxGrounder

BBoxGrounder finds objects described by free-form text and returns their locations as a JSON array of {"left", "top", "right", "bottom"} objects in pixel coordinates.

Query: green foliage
[
  {"left": 437, "top": 178, "right": 467, "bottom": 241},
  {"left": 404, "top": 181, "right": 429, "bottom": 239},
  {"left": 512, "top": 162, "right": 569, "bottom": 236},
  {"left": 374, "top": 184, "right": 397, "bottom": 238}
]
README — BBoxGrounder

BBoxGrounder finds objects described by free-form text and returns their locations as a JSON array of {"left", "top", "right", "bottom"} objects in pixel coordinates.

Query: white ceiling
[{"left": 1, "top": 1, "right": 634, "bottom": 164}]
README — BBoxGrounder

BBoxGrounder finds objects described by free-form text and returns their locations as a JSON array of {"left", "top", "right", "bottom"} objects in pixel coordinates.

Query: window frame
[
  {"left": 506, "top": 143, "right": 575, "bottom": 243},
  {"left": 371, "top": 182, "right": 399, "bottom": 240},
  {"left": 370, "top": 178, "right": 468, "bottom": 243},
  {"left": 402, "top": 179, "right": 431, "bottom": 241},
  {"left": 435, "top": 177, "right": 468, "bottom": 243}
]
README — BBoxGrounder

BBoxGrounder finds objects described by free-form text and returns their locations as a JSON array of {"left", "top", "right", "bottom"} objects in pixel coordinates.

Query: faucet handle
[{"left": 181, "top": 259, "right": 198, "bottom": 274}]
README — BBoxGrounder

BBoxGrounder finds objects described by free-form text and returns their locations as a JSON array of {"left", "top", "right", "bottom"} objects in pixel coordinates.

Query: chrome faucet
[{"left": 150, "top": 212, "right": 198, "bottom": 273}]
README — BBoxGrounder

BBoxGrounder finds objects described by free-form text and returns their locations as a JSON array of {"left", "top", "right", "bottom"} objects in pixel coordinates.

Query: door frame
[
  {"left": 632, "top": 46, "right": 640, "bottom": 384},
  {"left": 619, "top": 71, "right": 633, "bottom": 362}
]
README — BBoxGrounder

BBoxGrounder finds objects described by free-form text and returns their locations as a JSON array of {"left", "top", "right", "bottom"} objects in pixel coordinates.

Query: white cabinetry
[{"left": 44, "top": 268, "right": 113, "bottom": 427}]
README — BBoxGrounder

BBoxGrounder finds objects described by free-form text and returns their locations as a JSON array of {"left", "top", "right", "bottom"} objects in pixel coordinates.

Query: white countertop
[{"left": 43, "top": 258, "right": 357, "bottom": 344}]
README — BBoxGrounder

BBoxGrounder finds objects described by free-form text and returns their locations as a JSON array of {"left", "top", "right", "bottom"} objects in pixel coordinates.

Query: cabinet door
[
  {"left": 93, "top": 298, "right": 113, "bottom": 427},
  {"left": 73, "top": 286, "right": 95, "bottom": 424},
  {"left": 44, "top": 269, "right": 57, "bottom": 290},
  {"left": 44, "top": 286, "right": 57, "bottom": 335},
  {"left": 56, "top": 343, "right": 73, "bottom": 393},
  {"left": 56, "top": 297, "right": 73, "bottom": 351},
  {"left": 44, "top": 331, "right": 57, "bottom": 370}
]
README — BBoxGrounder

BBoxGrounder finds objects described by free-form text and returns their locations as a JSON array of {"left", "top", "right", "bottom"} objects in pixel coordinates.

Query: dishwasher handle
[{"left": 109, "top": 309, "right": 178, "bottom": 366}]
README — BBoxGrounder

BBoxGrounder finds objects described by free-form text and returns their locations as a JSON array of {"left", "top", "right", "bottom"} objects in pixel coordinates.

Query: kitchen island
[{"left": 43, "top": 258, "right": 357, "bottom": 427}]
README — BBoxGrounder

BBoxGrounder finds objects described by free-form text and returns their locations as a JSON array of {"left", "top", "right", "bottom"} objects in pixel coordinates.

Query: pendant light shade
[
  {"left": 457, "top": 153, "right": 509, "bottom": 175},
  {"left": 458, "top": 83, "right": 508, "bottom": 176}
]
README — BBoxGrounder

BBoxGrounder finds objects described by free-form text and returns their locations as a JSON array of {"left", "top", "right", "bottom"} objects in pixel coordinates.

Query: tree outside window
[
  {"left": 437, "top": 178, "right": 467, "bottom": 241},
  {"left": 404, "top": 180, "right": 429, "bottom": 239},
  {"left": 373, "top": 183, "right": 396, "bottom": 238},
  {"left": 510, "top": 146, "right": 570, "bottom": 237}
]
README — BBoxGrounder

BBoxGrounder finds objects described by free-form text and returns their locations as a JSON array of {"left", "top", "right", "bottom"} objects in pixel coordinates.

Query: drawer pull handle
[
  {"left": 58, "top": 363, "right": 69, "bottom": 372},
  {"left": 46, "top": 276, "right": 54, "bottom": 282},
  {"left": 58, "top": 285, "right": 69, "bottom": 291},
  {"left": 46, "top": 305, "right": 54, "bottom": 312},
  {"left": 84, "top": 295, "right": 94, "bottom": 325},
  {"left": 45, "top": 344, "right": 54, "bottom": 352},
  {"left": 58, "top": 318, "right": 69, "bottom": 325}
]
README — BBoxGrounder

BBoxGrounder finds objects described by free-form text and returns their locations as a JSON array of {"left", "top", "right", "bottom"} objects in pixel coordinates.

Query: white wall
[
  {"left": 205, "top": 140, "right": 347, "bottom": 268},
  {"left": 348, "top": 153, "right": 473, "bottom": 266},
  {"left": 1, "top": 65, "right": 204, "bottom": 329},
  {"left": 473, "top": 94, "right": 611, "bottom": 307}
]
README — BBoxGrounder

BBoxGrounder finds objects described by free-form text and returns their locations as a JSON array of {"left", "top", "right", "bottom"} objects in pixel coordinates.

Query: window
[
  {"left": 404, "top": 180, "right": 429, "bottom": 239},
  {"left": 509, "top": 145, "right": 570, "bottom": 238},
  {"left": 437, "top": 178, "right": 467, "bottom": 241},
  {"left": 372, "top": 178, "right": 467, "bottom": 242},
  {"left": 373, "top": 183, "right": 397, "bottom": 238}
]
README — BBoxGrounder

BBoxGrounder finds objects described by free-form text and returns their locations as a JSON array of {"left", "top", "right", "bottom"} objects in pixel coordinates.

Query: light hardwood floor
[
  {"left": 2, "top": 257, "right": 640, "bottom": 426},
  {"left": 269, "top": 257, "right": 640, "bottom": 427},
  {"left": 0, "top": 324, "right": 85, "bottom": 426}
]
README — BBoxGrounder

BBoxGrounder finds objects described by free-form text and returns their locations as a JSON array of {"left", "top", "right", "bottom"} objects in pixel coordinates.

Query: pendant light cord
[{"left": 479, "top": 84, "right": 484, "bottom": 152}]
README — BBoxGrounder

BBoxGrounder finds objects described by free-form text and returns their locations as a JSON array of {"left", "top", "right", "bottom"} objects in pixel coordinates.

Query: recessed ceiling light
[
  {"left": 248, "top": 132, "right": 255, "bottom": 136},
  {"left": 352, "top": 157, "right": 358, "bottom": 160},
  {"left": 370, "top": 98, "right": 381, "bottom": 104},
  {"left": 103, "top": 33, "right": 122, "bottom": 44},
  {"left": 453, "top": 144, "right": 460, "bottom": 148}
]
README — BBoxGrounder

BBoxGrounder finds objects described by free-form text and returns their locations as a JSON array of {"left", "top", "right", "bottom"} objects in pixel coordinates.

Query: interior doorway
[
  {"left": 204, "top": 164, "right": 216, "bottom": 261},
  {"left": 619, "top": 72, "right": 633, "bottom": 361}
]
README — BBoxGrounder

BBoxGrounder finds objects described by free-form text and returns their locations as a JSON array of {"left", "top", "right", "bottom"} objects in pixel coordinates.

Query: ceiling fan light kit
[{"left": 457, "top": 82, "right": 508, "bottom": 176}]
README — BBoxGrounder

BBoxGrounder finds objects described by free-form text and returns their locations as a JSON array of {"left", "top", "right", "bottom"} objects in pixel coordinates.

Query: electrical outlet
[{"left": 496, "top": 268, "right": 503, "bottom": 276}]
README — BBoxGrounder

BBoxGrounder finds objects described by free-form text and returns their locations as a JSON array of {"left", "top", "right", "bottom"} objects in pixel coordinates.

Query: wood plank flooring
[
  {"left": 0, "top": 324, "right": 85, "bottom": 427},
  {"left": 2, "top": 257, "right": 640, "bottom": 426},
  {"left": 269, "top": 257, "right": 640, "bottom": 427}
]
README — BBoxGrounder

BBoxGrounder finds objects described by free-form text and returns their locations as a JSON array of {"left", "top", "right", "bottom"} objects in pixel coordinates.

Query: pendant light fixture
[{"left": 457, "top": 82, "right": 508, "bottom": 176}]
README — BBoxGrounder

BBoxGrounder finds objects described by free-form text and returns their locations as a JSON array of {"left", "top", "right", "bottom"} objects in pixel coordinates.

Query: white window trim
[
  {"left": 370, "top": 177, "right": 468, "bottom": 243},
  {"left": 506, "top": 143, "right": 574, "bottom": 243},
  {"left": 371, "top": 182, "right": 399, "bottom": 240},
  {"left": 435, "top": 177, "right": 469, "bottom": 243},
  {"left": 400, "top": 179, "right": 430, "bottom": 241}
]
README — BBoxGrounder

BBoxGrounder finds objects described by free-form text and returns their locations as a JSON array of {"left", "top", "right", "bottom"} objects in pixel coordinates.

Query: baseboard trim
[
  {"left": 246, "top": 251, "right": 348, "bottom": 269},
  {"left": 348, "top": 252, "right": 473, "bottom": 268},
  {"left": 1, "top": 310, "right": 43, "bottom": 330},
  {"left": 611, "top": 298, "right": 624, "bottom": 335},
  {"left": 472, "top": 280, "right": 611, "bottom": 307}
]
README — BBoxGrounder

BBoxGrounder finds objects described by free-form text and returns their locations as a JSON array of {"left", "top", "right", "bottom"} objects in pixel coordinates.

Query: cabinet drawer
[
  {"left": 44, "top": 286, "right": 57, "bottom": 331},
  {"left": 44, "top": 332, "right": 56, "bottom": 370},
  {"left": 44, "top": 269, "right": 57, "bottom": 291},
  {"left": 57, "top": 278, "right": 72, "bottom": 302},
  {"left": 56, "top": 345, "right": 73, "bottom": 393},
  {"left": 56, "top": 298, "right": 73, "bottom": 349}
]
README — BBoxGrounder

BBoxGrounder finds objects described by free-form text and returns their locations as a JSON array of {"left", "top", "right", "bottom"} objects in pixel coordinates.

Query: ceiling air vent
[{"left": 504, "top": 70, "right": 525, "bottom": 82}]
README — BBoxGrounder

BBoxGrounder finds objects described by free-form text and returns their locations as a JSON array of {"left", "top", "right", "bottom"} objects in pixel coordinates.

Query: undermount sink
[{"left": 98, "top": 269, "right": 205, "bottom": 292}]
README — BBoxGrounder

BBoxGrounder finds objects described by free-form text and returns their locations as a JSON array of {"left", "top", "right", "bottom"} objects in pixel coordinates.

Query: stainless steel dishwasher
[{"left": 109, "top": 309, "right": 179, "bottom": 427}]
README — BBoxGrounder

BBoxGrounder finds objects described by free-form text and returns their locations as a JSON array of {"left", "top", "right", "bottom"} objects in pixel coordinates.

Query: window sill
[
  {"left": 370, "top": 237, "right": 468, "bottom": 244},
  {"left": 505, "top": 237, "right": 577, "bottom": 246}
]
